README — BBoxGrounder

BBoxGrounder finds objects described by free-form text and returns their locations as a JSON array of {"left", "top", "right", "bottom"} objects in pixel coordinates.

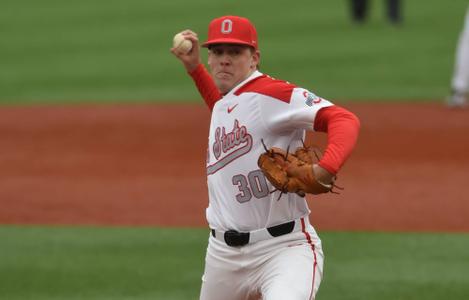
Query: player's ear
[{"left": 251, "top": 49, "right": 260, "bottom": 69}]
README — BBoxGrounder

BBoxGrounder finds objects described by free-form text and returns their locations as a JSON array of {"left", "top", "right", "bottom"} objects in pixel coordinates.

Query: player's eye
[{"left": 210, "top": 48, "right": 224, "bottom": 56}]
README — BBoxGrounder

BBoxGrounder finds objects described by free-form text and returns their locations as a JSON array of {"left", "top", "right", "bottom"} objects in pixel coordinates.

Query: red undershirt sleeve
[
  {"left": 313, "top": 105, "right": 360, "bottom": 175},
  {"left": 188, "top": 64, "right": 222, "bottom": 111}
]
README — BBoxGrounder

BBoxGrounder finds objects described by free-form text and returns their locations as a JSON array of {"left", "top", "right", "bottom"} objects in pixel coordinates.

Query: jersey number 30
[{"left": 232, "top": 170, "right": 270, "bottom": 203}]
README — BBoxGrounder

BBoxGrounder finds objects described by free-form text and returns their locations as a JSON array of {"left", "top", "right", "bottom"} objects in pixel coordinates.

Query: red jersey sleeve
[
  {"left": 188, "top": 64, "right": 222, "bottom": 111},
  {"left": 313, "top": 105, "right": 360, "bottom": 175}
]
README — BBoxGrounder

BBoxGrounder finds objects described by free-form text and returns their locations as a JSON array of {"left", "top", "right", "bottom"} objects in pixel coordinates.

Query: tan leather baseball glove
[{"left": 257, "top": 144, "right": 335, "bottom": 198}]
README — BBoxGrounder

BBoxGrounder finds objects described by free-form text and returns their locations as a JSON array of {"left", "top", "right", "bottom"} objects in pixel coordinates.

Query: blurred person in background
[
  {"left": 447, "top": 6, "right": 469, "bottom": 108},
  {"left": 350, "top": 0, "right": 402, "bottom": 24}
]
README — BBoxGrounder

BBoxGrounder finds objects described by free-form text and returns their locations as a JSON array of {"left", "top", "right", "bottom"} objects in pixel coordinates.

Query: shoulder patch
[
  {"left": 234, "top": 75, "right": 297, "bottom": 103},
  {"left": 303, "top": 90, "right": 323, "bottom": 106}
]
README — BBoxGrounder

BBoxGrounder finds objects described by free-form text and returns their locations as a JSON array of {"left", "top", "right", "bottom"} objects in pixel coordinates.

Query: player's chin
[
  {"left": 217, "top": 83, "right": 233, "bottom": 94},
  {"left": 214, "top": 78, "right": 234, "bottom": 93}
]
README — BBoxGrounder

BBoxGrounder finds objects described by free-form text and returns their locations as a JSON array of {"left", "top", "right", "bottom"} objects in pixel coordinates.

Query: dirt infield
[{"left": 0, "top": 102, "right": 468, "bottom": 231}]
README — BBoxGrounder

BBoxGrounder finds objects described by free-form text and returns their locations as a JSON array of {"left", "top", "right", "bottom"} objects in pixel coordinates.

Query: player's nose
[{"left": 219, "top": 53, "right": 231, "bottom": 65}]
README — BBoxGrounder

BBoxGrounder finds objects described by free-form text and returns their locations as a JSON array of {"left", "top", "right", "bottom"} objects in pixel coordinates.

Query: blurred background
[
  {"left": 1, "top": 1, "right": 469, "bottom": 300},
  {"left": 1, "top": 0, "right": 467, "bottom": 104}
]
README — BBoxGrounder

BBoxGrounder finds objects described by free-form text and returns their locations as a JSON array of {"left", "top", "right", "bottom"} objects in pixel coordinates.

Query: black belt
[{"left": 211, "top": 218, "right": 306, "bottom": 247}]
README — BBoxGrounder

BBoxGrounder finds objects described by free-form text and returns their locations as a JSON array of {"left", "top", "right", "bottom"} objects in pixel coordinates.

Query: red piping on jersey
[
  {"left": 301, "top": 218, "right": 317, "bottom": 300},
  {"left": 189, "top": 66, "right": 298, "bottom": 107},
  {"left": 234, "top": 75, "right": 296, "bottom": 103}
]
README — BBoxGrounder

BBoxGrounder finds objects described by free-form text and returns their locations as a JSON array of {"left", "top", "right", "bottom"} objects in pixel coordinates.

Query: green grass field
[
  {"left": 1, "top": 0, "right": 468, "bottom": 104},
  {"left": 1, "top": 226, "right": 468, "bottom": 300}
]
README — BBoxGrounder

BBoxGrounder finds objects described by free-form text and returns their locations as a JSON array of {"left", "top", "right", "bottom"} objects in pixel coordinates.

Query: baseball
[{"left": 173, "top": 33, "right": 192, "bottom": 54}]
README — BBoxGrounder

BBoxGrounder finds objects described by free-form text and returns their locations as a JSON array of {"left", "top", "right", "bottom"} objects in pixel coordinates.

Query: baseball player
[
  {"left": 448, "top": 6, "right": 469, "bottom": 107},
  {"left": 171, "top": 16, "right": 360, "bottom": 300}
]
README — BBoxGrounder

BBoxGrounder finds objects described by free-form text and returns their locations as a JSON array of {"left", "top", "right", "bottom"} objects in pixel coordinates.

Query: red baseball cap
[{"left": 202, "top": 16, "right": 258, "bottom": 50}]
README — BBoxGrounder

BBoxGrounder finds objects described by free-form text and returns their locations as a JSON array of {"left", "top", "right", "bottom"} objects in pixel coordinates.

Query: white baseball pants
[
  {"left": 199, "top": 218, "right": 324, "bottom": 300},
  {"left": 451, "top": 7, "right": 469, "bottom": 93}
]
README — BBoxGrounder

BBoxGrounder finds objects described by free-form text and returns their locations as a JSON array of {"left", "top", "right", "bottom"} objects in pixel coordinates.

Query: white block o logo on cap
[{"left": 221, "top": 19, "right": 233, "bottom": 34}]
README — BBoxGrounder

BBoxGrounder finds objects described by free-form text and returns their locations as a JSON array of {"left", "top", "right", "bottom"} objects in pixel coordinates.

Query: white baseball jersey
[{"left": 205, "top": 70, "right": 333, "bottom": 232}]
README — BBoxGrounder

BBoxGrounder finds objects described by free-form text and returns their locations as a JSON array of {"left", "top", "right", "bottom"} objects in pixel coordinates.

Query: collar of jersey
[{"left": 224, "top": 70, "right": 263, "bottom": 98}]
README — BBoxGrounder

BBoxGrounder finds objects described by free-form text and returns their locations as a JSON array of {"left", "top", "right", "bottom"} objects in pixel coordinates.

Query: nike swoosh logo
[{"left": 227, "top": 104, "right": 238, "bottom": 113}]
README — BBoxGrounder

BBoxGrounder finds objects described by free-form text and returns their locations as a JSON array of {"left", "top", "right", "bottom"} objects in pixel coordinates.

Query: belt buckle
[{"left": 224, "top": 230, "right": 250, "bottom": 247}]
